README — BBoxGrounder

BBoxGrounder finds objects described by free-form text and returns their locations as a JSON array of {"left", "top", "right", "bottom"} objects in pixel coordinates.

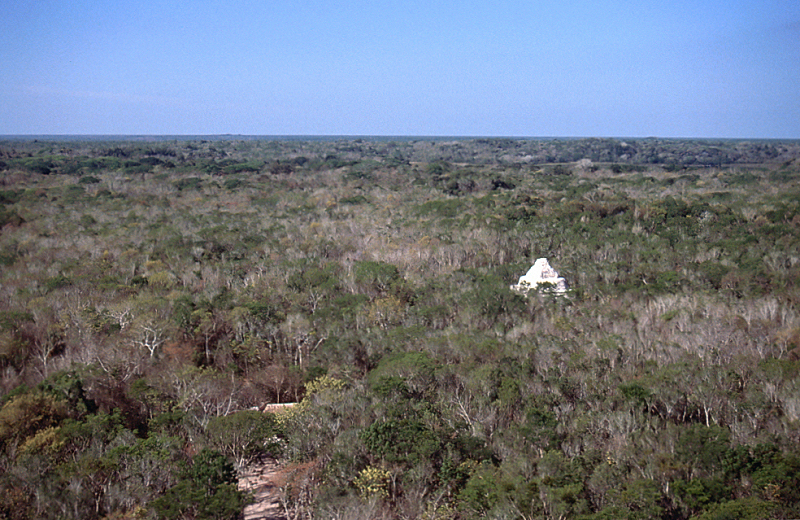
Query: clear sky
[{"left": 1, "top": 1, "right": 799, "bottom": 138}]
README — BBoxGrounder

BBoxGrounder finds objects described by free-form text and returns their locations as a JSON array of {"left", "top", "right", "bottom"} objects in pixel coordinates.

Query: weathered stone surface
[{"left": 510, "top": 258, "right": 567, "bottom": 295}]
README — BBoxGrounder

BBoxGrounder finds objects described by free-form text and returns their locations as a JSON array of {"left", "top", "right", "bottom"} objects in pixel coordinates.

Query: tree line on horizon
[{"left": 3, "top": 136, "right": 799, "bottom": 172}]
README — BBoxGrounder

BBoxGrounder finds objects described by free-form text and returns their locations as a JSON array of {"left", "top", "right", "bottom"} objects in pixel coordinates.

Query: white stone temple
[{"left": 510, "top": 258, "right": 567, "bottom": 295}]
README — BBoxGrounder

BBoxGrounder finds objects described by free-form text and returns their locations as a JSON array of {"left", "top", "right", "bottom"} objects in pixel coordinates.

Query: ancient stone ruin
[{"left": 510, "top": 258, "right": 567, "bottom": 295}]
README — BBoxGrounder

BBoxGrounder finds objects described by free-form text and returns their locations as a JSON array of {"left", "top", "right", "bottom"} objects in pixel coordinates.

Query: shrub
[
  {"left": 205, "top": 410, "right": 281, "bottom": 466},
  {"left": 150, "top": 449, "right": 247, "bottom": 520},
  {"left": 172, "top": 177, "right": 202, "bottom": 191},
  {"left": 354, "top": 261, "right": 401, "bottom": 294},
  {"left": 353, "top": 466, "right": 391, "bottom": 499},
  {"left": 0, "top": 391, "right": 70, "bottom": 452},
  {"left": 360, "top": 418, "right": 441, "bottom": 467}
]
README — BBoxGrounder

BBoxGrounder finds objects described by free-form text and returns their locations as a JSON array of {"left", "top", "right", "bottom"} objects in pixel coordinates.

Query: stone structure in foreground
[{"left": 510, "top": 258, "right": 567, "bottom": 295}]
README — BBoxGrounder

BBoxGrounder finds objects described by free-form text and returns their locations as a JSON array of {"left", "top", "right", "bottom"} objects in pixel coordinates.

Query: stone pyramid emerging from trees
[{"left": 510, "top": 258, "right": 567, "bottom": 295}]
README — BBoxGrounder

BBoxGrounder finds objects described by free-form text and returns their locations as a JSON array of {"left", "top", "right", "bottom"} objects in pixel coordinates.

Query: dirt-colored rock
[{"left": 238, "top": 456, "right": 285, "bottom": 520}]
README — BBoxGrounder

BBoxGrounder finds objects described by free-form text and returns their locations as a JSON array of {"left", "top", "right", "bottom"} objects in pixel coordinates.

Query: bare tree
[
  {"left": 32, "top": 327, "right": 62, "bottom": 378},
  {"left": 27, "top": 308, "right": 65, "bottom": 379},
  {"left": 135, "top": 324, "right": 165, "bottom": 358},
  {"left": 167, "top": 367, "right": 239, "bottom": 428}
]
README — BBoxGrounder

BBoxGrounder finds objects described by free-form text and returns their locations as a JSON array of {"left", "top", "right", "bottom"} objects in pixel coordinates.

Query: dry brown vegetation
[{"left": 0, "top": 137, "right": 799, "bottom": 519}]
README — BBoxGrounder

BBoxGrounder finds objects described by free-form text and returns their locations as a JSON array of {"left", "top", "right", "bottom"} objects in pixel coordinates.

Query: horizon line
[{"left": 2, "top": 134, "right": 798, "bottom": 142}]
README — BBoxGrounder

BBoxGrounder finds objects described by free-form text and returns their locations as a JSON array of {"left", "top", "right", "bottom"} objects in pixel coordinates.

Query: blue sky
[{"left": 1, "top": 1, "right": 799, "bottom": 137}]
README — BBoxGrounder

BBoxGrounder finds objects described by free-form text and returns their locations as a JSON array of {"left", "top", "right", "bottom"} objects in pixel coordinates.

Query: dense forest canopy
[{"left": 1, "top": 137, "right": 799, "bottom": 519}]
